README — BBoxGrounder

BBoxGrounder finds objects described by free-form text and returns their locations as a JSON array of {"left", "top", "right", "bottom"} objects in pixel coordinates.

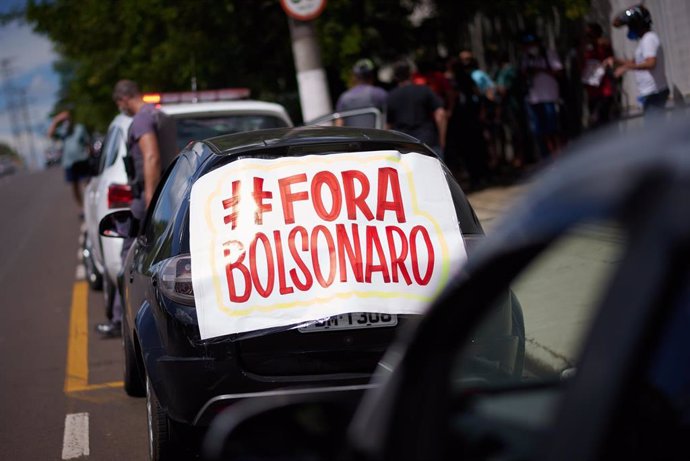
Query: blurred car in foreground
[
  {"left": 202, "top": 113, "right": 690, "bottom": 461},
  {"left": 83, "top": 89, "right": 293, "bottom": 317},
  {"left": 100, "top": 126, "right": 524, "bottom": 460}
]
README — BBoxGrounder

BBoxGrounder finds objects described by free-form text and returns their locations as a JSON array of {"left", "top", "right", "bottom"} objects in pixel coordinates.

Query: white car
[{"left": 82, "top": 92, "right": 293, "bottom": 316}]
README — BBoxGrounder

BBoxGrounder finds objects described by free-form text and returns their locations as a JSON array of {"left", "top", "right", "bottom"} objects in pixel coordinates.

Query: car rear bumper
[
  {"left": 150, "top": 353, "right": 374, "bottom": 425},
  {"left": 193, "top": 383, "right": 377, "bottom": 426}
]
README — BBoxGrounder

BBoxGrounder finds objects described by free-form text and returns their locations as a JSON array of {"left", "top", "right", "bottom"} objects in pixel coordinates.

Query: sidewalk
[{"left": 466, "top": 182, "right": 530, "bottom": 231}]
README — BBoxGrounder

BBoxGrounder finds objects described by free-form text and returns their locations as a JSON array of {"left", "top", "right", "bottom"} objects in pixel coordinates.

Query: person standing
[
  {"left": 386, "top": 60, "right": 446, "bottom": 157},
  {"left": 581, "top": 22, "right": 616, "bottom": 128},
  {"left": 610, "top": 4, "right": 668, "bottom": 114},
  {"left": 520, "top": 33, "right": 564, "bottom": 159},
  {"left": 459, "top": 50, "right": 497, "bottom": 102},
  {"left": 444, "top": 59, "right": 488, "bottom": 190},
  {"left": 48, "top": 108, "right": 91, "bottom": 212},
  {"left": 335, "top": 58, "right": 387, "bottom": 128},
  {"left": 96, "top": 79, "right": 163, "bottom": 337}
]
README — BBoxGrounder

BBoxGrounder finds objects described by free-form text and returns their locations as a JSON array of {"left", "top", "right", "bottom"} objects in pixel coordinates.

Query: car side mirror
[
  {"left": 202, "top": 392, "right": 361, "bottom": 461},
  {"left": 99, "top": 210, "right": 137, "bottom": 238}
]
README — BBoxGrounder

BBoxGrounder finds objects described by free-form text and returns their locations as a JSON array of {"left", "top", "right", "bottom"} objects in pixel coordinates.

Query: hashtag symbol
[{"left": 222, "top": 180, "right": 241, "bottom": 230}]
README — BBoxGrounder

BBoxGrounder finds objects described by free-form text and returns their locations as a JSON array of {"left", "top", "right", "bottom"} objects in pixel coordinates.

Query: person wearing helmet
[
  {"left": 610, "top": 4, "right": 669, "bottom": 113},
  {"left": 334, "top": 58, "right": 387, "bottom": 128}
]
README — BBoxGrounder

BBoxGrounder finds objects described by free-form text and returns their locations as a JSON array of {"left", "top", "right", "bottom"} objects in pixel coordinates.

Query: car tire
[
  {"left": 146, "top": 378, "right": 183, "bottom": 461},
  {"left": 82, "top": 234, "right": 103, "bottom": 291},
  {"left": 122, "top": 321, "right": 145, "bottom": 397},
  {"left": 510, "top": 291, "right": 526, "bottom": 378}
]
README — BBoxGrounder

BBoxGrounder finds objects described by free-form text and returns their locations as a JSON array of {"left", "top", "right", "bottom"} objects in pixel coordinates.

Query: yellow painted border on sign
[
  {"left": 200, "top": 152, "right": 457, "bottom": 317},
  {"left": 64, "top": 281, "right": 123, "bottom": 393}
]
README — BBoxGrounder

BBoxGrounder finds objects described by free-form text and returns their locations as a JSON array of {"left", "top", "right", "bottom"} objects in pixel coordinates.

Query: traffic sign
[{"left": 280, "top": 0, "right": 326, "bottom": 21}]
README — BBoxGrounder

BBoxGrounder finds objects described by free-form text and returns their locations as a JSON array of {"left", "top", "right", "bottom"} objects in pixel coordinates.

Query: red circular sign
[{"left": 280, "top": 0, "right": 326, "bottom": 21}]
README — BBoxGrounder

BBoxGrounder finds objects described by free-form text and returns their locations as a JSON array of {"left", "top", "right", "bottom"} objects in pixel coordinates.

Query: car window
[
  {"left": 105, "top": 127, "right": 125, "bottom": 169},
  {"left": 147, "top": 151, "right": 197, "bottom": 243},
  {"left": 174, "top": 115, "right": 289, "bottom": 151},
  {"left": 447, "top": 221, "right": 626, "bottom": 453},
  {"left": 97, "top": 126, "right": 120, "bottom": 173}
]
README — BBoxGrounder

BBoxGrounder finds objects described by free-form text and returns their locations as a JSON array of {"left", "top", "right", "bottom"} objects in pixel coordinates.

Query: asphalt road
[{"left": 0, "top": 167, "right": 146, "bottom": 460}]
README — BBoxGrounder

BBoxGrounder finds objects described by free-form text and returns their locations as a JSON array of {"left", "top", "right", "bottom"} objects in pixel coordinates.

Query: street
[{"left": 0, "top": 168, "right": 146, "bottom": 460}]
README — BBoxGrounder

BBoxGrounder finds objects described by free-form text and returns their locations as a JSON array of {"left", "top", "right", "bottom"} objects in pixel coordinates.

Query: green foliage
[
  {"left": 317, "top": 0, "right": 419, "bottom": 85},
  {"left": 24, "top": 0, "right": 589, "bottom": 129},
  {"left": 0, "top": 142, "right": 20, "bottom": 159},
  {"left": 26, "top": 0, "right": 296, "bottom": 130}
]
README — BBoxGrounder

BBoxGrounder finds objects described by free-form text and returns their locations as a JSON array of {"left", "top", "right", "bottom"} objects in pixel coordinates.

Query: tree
[
  {"left": 25, "top": 0, "right": 590, "bottom": 130},
  {"left": 26, "top": 0, "right": 299, "bottom": 128},
  {"left": 0, "top": 142, "right": 20, "bottom": 160}
]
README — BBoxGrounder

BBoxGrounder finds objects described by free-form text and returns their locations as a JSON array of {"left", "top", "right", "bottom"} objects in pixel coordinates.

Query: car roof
[
  {"left": 202, "top": 126, "right": 426, "bottom": 157},
  {"left": 159, "top": 100, "right": 291, "bottom": 121}
]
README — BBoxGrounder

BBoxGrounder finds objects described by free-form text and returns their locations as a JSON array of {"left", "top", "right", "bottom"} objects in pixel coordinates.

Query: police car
[{"left": 82, "top": 89, "right": 293, "bottom": 318}]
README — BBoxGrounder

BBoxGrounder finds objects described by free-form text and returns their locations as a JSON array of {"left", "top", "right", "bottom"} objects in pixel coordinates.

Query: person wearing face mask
[{"left": 610, "top": 4, "right": 668, "bottom": 113}]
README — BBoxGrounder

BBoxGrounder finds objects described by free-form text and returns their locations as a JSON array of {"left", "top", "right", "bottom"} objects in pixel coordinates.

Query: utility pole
[
  {"left": 18, "top": 88, "right": 38, "bottom": 169},
  {"left": 281, "top": 0, "right": 332, "bottom": 123},
  {"left": 1, "top": 58, "right": 38, "bottom": 169},
  {"left": 0, "top": 58, "right": 24, "bottom": 157}
]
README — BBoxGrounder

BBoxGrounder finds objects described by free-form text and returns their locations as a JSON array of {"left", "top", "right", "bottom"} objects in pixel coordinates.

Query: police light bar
[{"left": 142, "top": 88, "right": 250, "bottom": 105}]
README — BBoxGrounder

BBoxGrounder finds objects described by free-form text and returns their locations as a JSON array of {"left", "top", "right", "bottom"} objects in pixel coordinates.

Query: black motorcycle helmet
[{"left": 613, "top": 4, "right": 652, "bottom": 33}]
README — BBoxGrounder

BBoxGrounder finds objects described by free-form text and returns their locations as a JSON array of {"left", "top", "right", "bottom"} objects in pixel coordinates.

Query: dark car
[
  {"left": 99, "top": 126, "right": 523, "bottom": 460},
  {"left": 202, "top": 113, "right": 690, "bottom": 461}
]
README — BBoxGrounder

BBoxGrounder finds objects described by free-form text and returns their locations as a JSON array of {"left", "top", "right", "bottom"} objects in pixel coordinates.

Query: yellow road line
[
  {"left": 65, "top": 280, "right": 124, "bottom": 394},
  {"left": 67, "top": 381, "right": 124, "bottom": 393},
  {"left": 65, "top": 281, "right": 89, "bottom": 393}
]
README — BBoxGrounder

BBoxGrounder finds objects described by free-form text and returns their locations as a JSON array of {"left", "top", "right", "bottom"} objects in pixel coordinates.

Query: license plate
[{"left": 298, "top": 312, "right": 398, "bottom": 333}]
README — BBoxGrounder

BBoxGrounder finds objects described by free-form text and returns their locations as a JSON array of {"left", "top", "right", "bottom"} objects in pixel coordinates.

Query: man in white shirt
[{"left": 611, "top": 4, "right": 669, "bottom": 113}]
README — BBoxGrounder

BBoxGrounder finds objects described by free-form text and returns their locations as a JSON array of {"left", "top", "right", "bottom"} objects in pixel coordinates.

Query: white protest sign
[{"left": 190, "top": 151, "right": 466, "bottom": 339}]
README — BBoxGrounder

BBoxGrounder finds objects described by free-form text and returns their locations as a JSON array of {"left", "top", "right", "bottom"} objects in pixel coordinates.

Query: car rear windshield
[{"left": 174, "top": 115, "right": 289, "bottom": 150}]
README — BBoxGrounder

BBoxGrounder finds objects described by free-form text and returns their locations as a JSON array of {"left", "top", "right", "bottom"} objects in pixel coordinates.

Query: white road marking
[
  {"left": 75, "top": 265, "right": 86, "bottom": 281},
  {"left": 62, "top": 412, "right": 90, "bottom": 459}
]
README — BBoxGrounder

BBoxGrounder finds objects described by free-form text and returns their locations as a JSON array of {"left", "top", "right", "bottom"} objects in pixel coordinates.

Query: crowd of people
[
  {"left": 47, "top": 3, "right": 669, "bottom": 335},
  {"left": 335, "top": 4, "right": 670, "bottom": 191}
]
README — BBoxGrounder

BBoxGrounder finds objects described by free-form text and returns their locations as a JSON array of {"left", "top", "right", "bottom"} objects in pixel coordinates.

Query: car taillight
[
  {"left": 158, "top": 255, "right": 195, "bottom": 306},
  {"left": 107, "top": 184, "right": 133, "bottom": 209}
]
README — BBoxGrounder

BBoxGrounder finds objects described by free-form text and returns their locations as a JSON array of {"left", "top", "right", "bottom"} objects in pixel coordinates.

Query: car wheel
[
  {"left": 82, "top": 234, "right": 103, "bottom": 291},
  {"left": 122, "top": 321, "right": 145, "bottom": 397},
  {"left": 510, "top": 291, "right": 526, "bottom": 378},
  {"left": 146, "top": 378, "right": 183, "bottom": 461}
]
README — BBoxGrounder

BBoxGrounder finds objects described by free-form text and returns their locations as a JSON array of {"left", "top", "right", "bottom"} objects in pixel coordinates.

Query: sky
[{"left": 0, "top": 0, "right": 60, "bottom": 168}]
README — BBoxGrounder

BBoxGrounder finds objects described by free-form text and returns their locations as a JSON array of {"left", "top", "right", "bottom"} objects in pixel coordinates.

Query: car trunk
[{"left": 235, "top": 315, "right": 418, "bottom": 376}]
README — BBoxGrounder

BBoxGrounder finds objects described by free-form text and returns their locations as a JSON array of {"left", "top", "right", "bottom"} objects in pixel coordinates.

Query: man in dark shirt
[
  {"left": 335, "top": 58, "right": 387, "bottom": 128},
  {"left": 97, "top": 79, "right": 162, "bottom": 337},
  {"left": 386, "top": 60, "right": 446, "bottom": 157}
]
